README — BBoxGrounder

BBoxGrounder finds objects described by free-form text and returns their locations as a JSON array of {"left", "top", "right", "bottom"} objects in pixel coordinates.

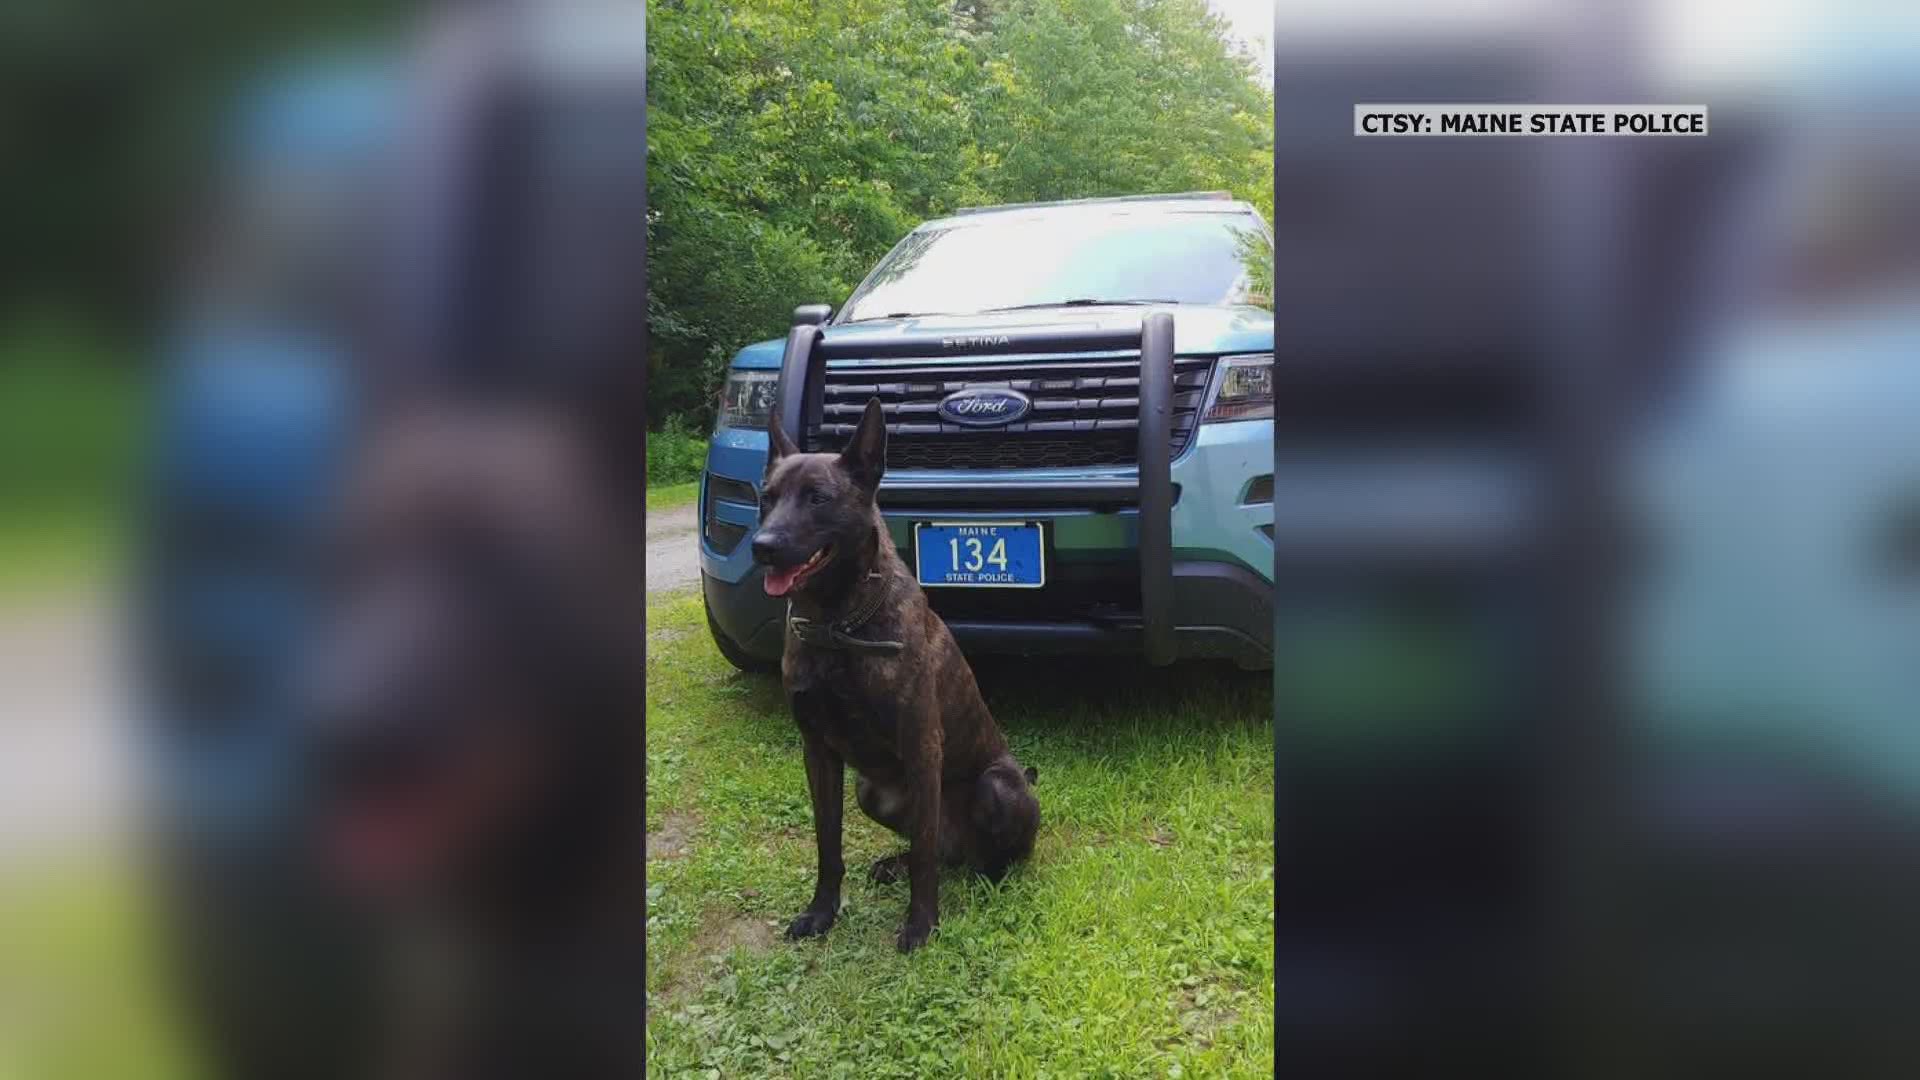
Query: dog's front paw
[
  {"left": 785, "top": 909, "right": 836, "bottom": 940},
  {"left": 894, "top": 919, "right": 934, "bottom": 954}
]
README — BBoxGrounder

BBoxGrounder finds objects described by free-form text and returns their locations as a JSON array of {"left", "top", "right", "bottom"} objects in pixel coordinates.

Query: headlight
[
  {"left": 715, "top": 370, "right": 779, "bottom": 432},
  {"left": 1201, "top": 354, "right": 1272, "bottom": 423}
]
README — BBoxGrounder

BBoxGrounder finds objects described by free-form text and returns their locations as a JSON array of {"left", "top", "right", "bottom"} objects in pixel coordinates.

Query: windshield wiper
[
  {"left": 978, "top": 298, "right": 1182, "bottom": 313},
  {"left": 840, "top": 310, "right": 954, "bottom": 324},
  {"left": 845, "top": 298, "right": 1179, "bottom": 323}
]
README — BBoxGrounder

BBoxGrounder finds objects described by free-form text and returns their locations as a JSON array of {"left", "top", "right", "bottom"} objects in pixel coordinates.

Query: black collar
[{"left": 786, "top": 571, "right": 904, "bottom": 655}]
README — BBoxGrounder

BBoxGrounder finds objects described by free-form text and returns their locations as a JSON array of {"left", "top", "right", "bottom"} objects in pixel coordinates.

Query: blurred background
[
  {"left": 1270, "top": 0, "right": 1920, "bottom": 1074},
  {"left": 2, "top": 5, "right": 406, "bottom": 1076},
  {"left": 2, "top": 1, "right": 652, "bottom": 1076}
]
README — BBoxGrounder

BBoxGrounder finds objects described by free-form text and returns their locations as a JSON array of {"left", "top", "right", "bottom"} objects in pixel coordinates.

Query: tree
[{"left": 645, "top": 0, "right": 1275, "bottom": 427}]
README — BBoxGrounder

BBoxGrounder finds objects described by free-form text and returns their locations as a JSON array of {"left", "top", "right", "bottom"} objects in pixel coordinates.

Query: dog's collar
[{"left": 786, "top": 571, "right": 904, "bottom": 655}]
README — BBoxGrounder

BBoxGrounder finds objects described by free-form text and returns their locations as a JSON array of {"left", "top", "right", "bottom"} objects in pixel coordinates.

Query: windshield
[{"left": 838, "top": 210, "right": 1273, "bottom": 322}]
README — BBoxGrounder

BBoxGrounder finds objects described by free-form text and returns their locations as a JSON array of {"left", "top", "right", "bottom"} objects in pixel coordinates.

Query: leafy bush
[{"left": 647, "top": 414, "right": 711, "bottom": 488}]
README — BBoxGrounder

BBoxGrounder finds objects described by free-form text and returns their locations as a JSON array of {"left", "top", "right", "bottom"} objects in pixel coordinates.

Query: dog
[
  {"left": 305, "top": 400, "right": 645, "bottom": 1078},
  {"left": 752, "top": 397, "right": 1040, "bottom": 953}
]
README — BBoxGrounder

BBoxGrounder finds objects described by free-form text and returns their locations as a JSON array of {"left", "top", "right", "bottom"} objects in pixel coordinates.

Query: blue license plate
[{"left": 914, "top": 522, "right": 1045, "bottom": 588}]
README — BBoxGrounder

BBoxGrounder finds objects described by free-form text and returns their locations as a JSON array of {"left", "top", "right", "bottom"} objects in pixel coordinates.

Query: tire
[{"left": 705, "top": 592, "right": 778, "bottom": 673}]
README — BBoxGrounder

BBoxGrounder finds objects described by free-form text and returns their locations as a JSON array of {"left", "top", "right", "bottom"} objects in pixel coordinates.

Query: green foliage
[
  {"left": 0, "top": 1, "right": 405, "bottom": 333},
  {"left": 0, "top": 314, "right": 141, "bottom": 593},
  {"left": 648, "top": 414, "right": 713, "bottom": 488},
  {"left": 647, "top": 0, "right": 1274, "bottom": 426},
  {"left": 975, "top": 0, "right": 1272, "bottom": 218}
]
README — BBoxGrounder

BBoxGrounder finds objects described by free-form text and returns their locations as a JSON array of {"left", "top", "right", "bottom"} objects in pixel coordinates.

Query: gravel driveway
[{"left": 646, "top": 501, "right": 702, "bottom": 594}]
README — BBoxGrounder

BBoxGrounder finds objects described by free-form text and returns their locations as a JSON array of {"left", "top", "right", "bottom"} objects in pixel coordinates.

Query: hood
[{"left": 728, "top": 304, "right": 1273, "bottom": 370}]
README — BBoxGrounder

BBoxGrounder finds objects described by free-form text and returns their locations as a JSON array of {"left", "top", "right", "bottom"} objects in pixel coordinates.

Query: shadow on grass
[
  {"left": 970, "top": 655, "right": 1268, "bottom": 720},
  {"left": 697, "top": 654, "right": 1272, "bottom": 760}
]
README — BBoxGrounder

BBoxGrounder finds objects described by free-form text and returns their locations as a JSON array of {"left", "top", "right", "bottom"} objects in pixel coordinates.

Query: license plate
[{"left": 914, "top": 522, "right": 1045, "bottom": 588}]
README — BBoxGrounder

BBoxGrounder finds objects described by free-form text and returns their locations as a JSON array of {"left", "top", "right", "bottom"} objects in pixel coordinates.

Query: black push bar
[
  {"left": 1137, "top": 311, "right": 1176, "bottom": 665},
  {"left": 774, "top": 317, "right": 821, "bottom": 450},
  {"left": 770, "top": 306, "right": 1179, "bottom": 665},
  {"left": 817, "top": 325, "right": 1145, "bottom": 360}
]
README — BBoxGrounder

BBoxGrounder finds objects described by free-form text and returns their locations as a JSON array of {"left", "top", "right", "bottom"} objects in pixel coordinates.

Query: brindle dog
[{"left": 753, "top": 398, "right": 1040, "bottom": 953}]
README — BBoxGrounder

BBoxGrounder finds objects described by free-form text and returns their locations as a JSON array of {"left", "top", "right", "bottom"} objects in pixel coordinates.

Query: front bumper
[{"left": 698, "top": 416, "right": 1274, "bottom": 670}]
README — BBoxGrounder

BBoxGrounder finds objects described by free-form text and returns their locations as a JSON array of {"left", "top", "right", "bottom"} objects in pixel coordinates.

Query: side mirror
[{"left": 793, "top": 304, "right": 832, "bottom": 326}]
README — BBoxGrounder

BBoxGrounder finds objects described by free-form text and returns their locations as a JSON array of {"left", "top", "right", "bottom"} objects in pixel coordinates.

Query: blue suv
[{"left": 699, "top": 192, "right": 1274, "bottom": 670}]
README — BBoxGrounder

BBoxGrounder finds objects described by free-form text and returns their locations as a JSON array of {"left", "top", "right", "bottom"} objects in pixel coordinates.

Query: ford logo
[{"left": 937, "top": 387, "right": 1032, "bottom": 427}]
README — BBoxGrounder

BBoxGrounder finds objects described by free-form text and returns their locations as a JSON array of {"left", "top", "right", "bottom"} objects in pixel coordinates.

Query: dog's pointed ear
[
  {"left": 768, "top": 409, "right": 799, "bottom": 465},
  {"left": 1024, "top": 766, "right": 1038, "bottom": 786},
  {"left": 839, "top": 397, "right": 886, "bottom": 490}
]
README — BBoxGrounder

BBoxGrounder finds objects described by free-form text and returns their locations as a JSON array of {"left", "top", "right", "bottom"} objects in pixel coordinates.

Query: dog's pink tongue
[{"left": 764, "top": 564, "right": 801, "bottom": 597}]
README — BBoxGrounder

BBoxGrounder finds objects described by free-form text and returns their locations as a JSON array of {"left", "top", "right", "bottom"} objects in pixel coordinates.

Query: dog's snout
[{"left": 751, "top": 531, "right": 781, "bottom": 565}]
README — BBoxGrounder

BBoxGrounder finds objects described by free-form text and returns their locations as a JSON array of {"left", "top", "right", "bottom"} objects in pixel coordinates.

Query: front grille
[
  {"left": 703, "top": 475, "right": 757, "bottom": 554},
  {"left": 806, "top": 356, "right": 1215, "bottom": 469}
]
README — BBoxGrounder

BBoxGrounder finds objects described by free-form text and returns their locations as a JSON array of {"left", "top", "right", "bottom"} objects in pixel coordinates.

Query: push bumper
[
  {"left": 704, "top": 557, "right": 1272, "bottom": 671},
  {"left": 699, "top": 311, "right": 1274, "bottom": 670}
]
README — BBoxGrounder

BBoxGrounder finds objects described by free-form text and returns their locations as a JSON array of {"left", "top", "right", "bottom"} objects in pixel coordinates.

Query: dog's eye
[{"left": 807, "top": 489, "right": 831, "bottom": 506}]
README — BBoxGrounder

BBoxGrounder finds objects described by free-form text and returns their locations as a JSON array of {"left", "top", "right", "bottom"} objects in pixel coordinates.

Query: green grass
[
  {"left": 648, "top": 481, "right": 702, "bottom": 514},
  {"left": 0, "top": 861, "right": 201, "bottom": 1080},
  {"left": 0, "top": 517, "right": 123, "bottom": 602},
  {"left": 644, "top": 592, "right": 1275, "bottom": 1078}
]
